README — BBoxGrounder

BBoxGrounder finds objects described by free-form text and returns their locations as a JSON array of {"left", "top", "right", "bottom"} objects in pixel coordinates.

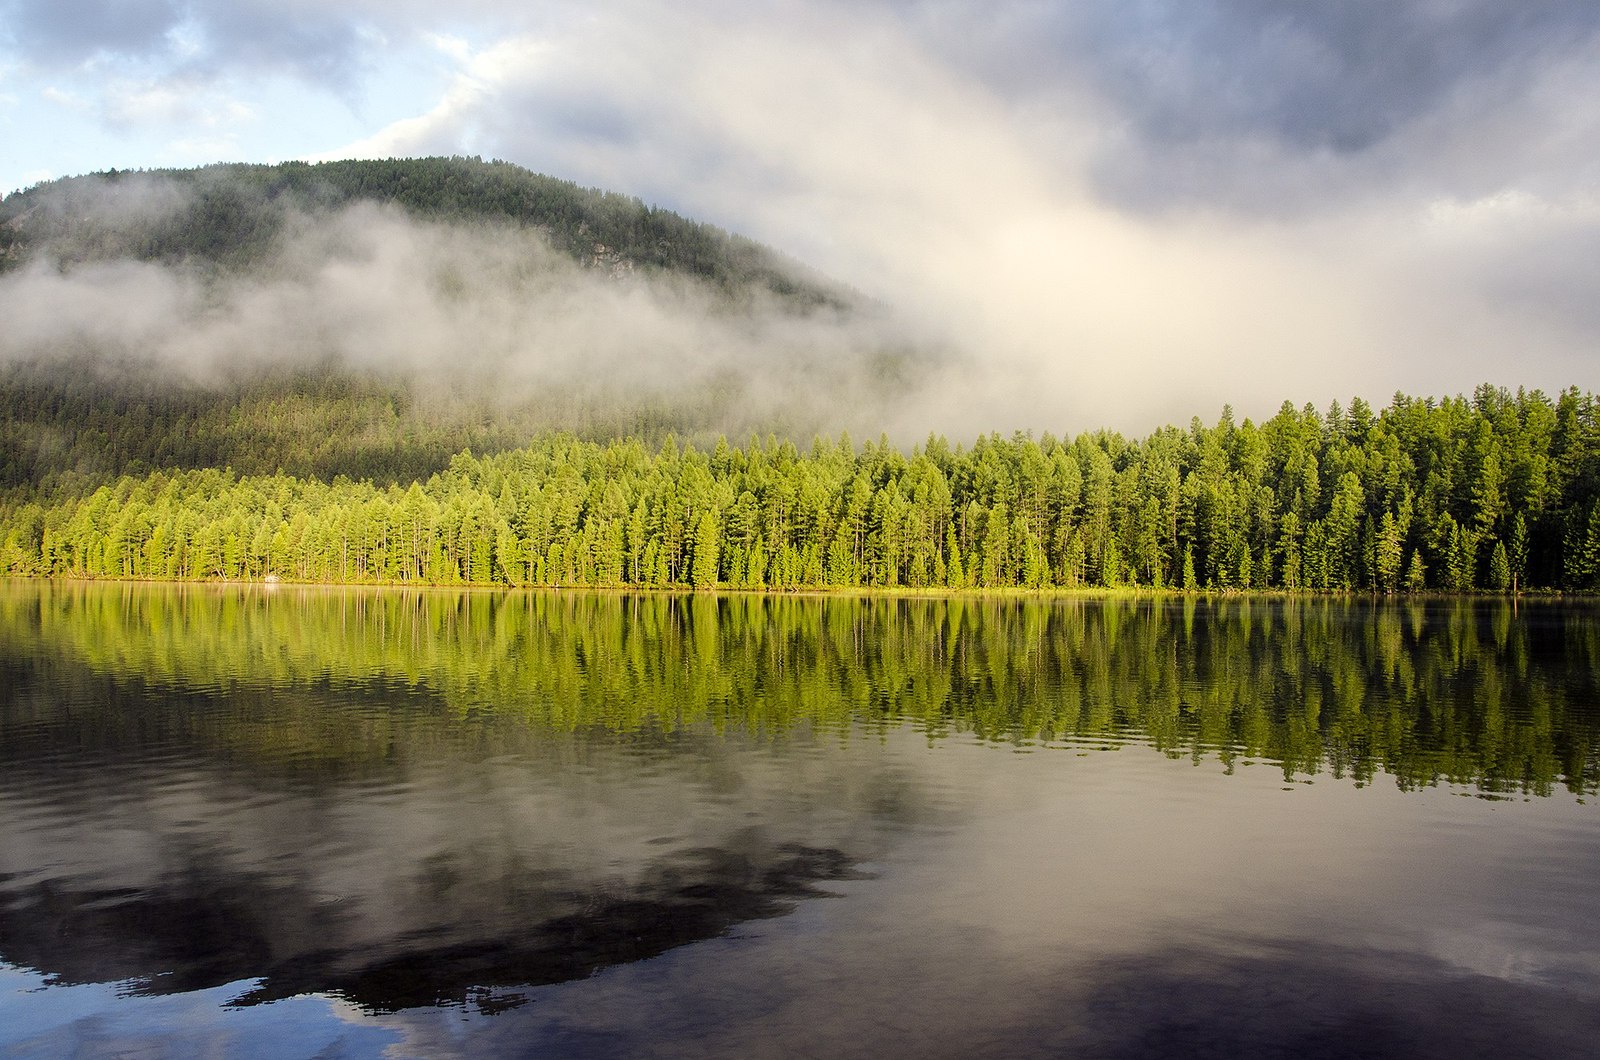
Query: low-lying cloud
[
  {"left": 310, "top": 1, "right": 1600, "bottom": 433},
  {"left": 5, "top": 1, "right": 1599, "bottom": 435},
  {"left": 0, "top": 179, "right": 957, "bottom": 440}
]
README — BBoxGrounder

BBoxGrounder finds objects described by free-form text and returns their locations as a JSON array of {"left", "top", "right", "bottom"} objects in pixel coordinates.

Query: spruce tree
[
  {"left": 1487, "top": 540, "right": 1511, "bottom": 592},
  {"left": 1404, "top": 552, "right": 1427, "bottom": 592},
  {"left": 692, "top": 511, "right": 720, "bottom": 589}
]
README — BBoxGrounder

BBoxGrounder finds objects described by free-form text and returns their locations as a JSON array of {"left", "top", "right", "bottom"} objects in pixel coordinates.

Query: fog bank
[{"left": 1, "top": 180, "right": 963, "bottom": 442}]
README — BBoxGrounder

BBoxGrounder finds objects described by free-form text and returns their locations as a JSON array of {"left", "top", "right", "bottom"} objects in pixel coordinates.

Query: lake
[{"left": 2, "top": 582, "right": 1598, "bottom": 1058}]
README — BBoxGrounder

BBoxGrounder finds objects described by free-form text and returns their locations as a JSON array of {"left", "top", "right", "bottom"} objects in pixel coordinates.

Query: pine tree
[
  {"left": 1404, "top": 551, "right": 1428, "bottom": 592},
  {"left": 1487, "top": 540, "right": 1511, "bottom": 592},
  {"left": 1375, "top": 510, "right": 1404, "bottom": 593},
  {"left": 944, "top": 527, "right": 965, "bottom": 589},
  {"left": 692, "top": 510, "right": 720, "bottom": 589},
  {"left": 1508, "top": 514, "right": 1528, "bottom": 593},
  {"left": 1565, "top": 504, "right": 1600, "bottom": 590},
  {"left": 747, "top": 535, "right": 767, "bottom": 589}
]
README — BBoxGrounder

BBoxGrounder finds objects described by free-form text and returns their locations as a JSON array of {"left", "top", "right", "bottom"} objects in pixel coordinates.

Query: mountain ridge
[{"left": 0, "top": 156, "right": 856, "bottom": 311}]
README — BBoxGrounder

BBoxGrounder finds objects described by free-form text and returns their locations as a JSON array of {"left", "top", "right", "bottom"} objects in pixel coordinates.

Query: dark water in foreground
[{"left": 1, "top": 583, "right": 1598, "bottom": 1058}]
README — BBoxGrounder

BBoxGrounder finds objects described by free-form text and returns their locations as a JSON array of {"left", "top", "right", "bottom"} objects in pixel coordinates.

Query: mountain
[
  {"left": 0, "top": 158, "right": 926, "bottom": 495},
  {"left": 0, "top": 156, "right": 852, "bottom": 309}
]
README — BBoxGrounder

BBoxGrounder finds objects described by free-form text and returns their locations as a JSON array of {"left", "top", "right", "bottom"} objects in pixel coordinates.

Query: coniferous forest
[{"left": 3, "top": 384, "right": 1599, "bottom": 592}]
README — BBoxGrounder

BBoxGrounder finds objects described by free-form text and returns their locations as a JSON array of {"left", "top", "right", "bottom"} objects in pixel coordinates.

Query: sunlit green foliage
[{"left": 5, "top": 385, "right": 1599, "bottom": 591}]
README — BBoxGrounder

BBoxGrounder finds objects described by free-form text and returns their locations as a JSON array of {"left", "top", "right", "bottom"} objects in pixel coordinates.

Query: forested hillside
[
  {"left": 5, "top": 385, "right": 1598, "bottom": 592},
  {"left": 0, "top": 158, "right": 912, "bottom": 485},
  {"left": 0, "top": 360, "right": 796, "bottom": 495}
]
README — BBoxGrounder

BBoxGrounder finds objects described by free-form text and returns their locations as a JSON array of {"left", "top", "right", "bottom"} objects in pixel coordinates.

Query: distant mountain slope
[
  {"left": 0, "top": 156, "right": 853, "bottom": 310},
  {"left": 0, "top": 158, "right": 932, "bottom": 495},
  {"left": 0, "top": 358, "right": 835, "bottom": 496}
]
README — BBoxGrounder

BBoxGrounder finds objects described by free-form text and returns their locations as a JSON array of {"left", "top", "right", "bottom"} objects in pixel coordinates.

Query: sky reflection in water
[{"left": 2, "top": 584, "right": 1598, "bottom": 1057}]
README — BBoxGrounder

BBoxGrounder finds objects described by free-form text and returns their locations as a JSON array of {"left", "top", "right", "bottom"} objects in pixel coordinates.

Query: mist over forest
[{"left": 0, "top": 157, "right": 955, "bottom": 469}]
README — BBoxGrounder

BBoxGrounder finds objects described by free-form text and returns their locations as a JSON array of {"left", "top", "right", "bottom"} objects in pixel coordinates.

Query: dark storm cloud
[
  {"left": 875, "top": 0, "right": 1600, "bottom": 213},
  {"left": 1073, "top": 1, "right": 1600, "bottom": 151},
  {"left": 1059, "top": 0, "right": 1600, "bottom": 211},
  {"left": 183, "top": 1, "right": 367, "bottom": 87},
  {"left": 2, "top": 0, "right": 370, "bottom": 88},
  {"left": 2, "top": 0, "right": 184, "bottom": 64}
]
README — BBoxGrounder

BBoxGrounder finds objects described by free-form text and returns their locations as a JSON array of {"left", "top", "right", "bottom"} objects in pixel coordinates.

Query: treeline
[
  {"left": 5, "top": 384, "right": 1600, "bottom": 591},
  {"left": 0, "top": 156, "right": 850, "bottom": 309}
]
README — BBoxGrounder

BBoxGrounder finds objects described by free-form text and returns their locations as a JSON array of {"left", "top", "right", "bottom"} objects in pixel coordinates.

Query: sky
[{"left": 2, "top": 0, "right": 1598, "bottom": 433}]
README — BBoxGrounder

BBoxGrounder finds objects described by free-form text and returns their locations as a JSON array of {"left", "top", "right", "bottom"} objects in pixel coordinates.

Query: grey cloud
[
  {"left": 336, "top": 2, "right": 1599, "bottom": 434},
  {"left": 527, "top": 89, "right": 654, "bottom": 154},
  {"left": 1445, "top": 211, "right": 1600, "bottom": 352},
  {"left": 14, "top": 0, "right": 1600, "bottom": 162},
  {"left": 182, "top": 1, "right": 367, "bottom": 87},
  {"left": 1075, "top": 1, "right": 1600, "bottom": 151},
  {"left": 869, "top": 0, "right": 1600, "bottom": 214},
  {"left": 1009, "top": 0, "right": 1600, "bottom": 145},
  {"left": 6, "top": 0, "right": 1597, "bottom": 435},
  {"left": 3, "top": 0, "right": 374, "bottom": 90},
  {"left": 2, "top": 0, "right": 184, "bottom": 64},
  {"left": 1074, "top": 1, "right": 1600, "bottom": 211}
]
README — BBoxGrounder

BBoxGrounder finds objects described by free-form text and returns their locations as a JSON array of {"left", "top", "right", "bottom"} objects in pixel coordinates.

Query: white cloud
[
  {"left": 40, "top": 84, "right": 88, "bottom": 110},
  {"left": 302, "top": 4, "right": 1599, "bottom": 431},
  {"left": 304, "top": 34, "right": 518, "bottom": 161},
  {"left": 0, "top": 197, "right": 922, "bottom": 437},
  {"left": 423, "top": 32, "right": 473, "bottom": 64},
  {"left": 9, "top": 1, "right": 1600, "bottom": 432},
  {"left": 1424, "top": 189, "right": 1600, "bottom": 231},
  {"left": 163, "top": 20, "right": 204, "bottom": 60},
  {"left": 101, "top": 79, "right": 255, "bottom": 128},
  {"left": 12, "top": 167, "right": 53, "bottom": 188},
  {"left": 167, "top": 133, "right": 242, "bottom": 159}
]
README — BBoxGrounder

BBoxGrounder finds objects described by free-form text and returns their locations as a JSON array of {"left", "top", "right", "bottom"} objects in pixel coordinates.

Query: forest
[
  {"left": 4, "top": 383, "right": 1599, "bottom": 592},
  {"left": 0, "top": 360, "right": 768, "bottom": 495}
]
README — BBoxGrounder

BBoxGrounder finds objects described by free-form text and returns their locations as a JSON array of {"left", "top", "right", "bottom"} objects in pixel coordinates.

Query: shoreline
[{"left": 1, "top": 574, "right": 1585, "bottom": 602}]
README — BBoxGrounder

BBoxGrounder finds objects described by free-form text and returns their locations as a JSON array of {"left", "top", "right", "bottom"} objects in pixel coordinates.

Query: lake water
[{"left": 2, "top": 583, "right": 1598, "bottom": 1058}]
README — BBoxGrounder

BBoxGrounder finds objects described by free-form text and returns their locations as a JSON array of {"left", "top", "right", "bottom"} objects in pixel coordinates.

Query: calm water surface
[{"left": 1, "top": 583, "right": 1598, "bottom": 1057}]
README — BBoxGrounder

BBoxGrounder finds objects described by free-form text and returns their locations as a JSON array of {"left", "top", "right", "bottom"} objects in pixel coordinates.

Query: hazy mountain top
[
  {"left": 0, "top": 156, "right": 854, "bottom": 311},
  {"left": 0, "top": 158, "right": 949, "bottom": 492}
]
